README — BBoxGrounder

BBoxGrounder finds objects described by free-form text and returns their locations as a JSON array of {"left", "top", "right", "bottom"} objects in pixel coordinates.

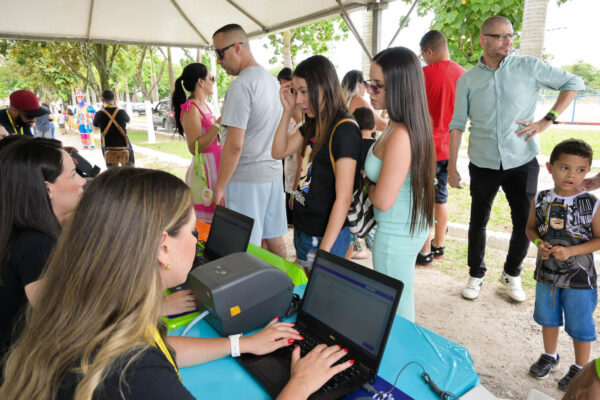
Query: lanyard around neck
[
  {"left": 6, "top": 110, "right": 24, "bottom": 135},
  {"left": 150, "top": 326, "right": 181, "bottom": 381}
]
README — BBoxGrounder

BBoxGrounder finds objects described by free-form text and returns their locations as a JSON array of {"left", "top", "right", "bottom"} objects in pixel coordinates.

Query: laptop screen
[
  {"left": 301, "top": 254, "right": 399, "bottom": 357},
  {"left": 205, "top": 206, "right": 253, "bottom": 259}
]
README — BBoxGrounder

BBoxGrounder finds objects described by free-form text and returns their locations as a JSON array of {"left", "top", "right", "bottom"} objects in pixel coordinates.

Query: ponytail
[
  {"left": 172, "top": 77, "right": 187, "bottom": 135},
  {"left": 171, "top": 63, "right": 209, "bottom": 136}
]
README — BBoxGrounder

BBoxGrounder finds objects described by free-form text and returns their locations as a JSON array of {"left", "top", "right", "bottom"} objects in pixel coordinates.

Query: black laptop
[
  {"left": 239, "top": 250, "right": 403, "bottom": 400},
  {"left": 194, "top": 205, "right": 254, "bottom": 266}
]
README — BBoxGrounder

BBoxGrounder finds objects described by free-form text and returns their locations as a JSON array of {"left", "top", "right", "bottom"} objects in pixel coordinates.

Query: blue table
[{"left": 170, "top": 287, "right": 480, "bottom": 399}]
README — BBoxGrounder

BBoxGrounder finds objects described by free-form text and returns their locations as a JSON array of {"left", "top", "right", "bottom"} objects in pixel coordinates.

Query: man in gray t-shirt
[{"left": 212, "top": 24, "right": 287, "bottom": 257}]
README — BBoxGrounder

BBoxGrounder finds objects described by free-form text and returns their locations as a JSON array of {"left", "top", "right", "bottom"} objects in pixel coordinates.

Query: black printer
[{"left": 188, "top": 252, "right": 294, "bottom": 336}]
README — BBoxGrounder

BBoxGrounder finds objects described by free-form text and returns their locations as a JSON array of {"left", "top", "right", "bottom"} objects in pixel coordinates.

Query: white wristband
[{"left": 229, "top": 333, "right": 242, "bottom": 357}]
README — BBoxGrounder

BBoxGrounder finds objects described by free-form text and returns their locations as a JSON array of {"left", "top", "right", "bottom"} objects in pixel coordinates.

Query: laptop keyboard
[{"left": 290, "top": 329, "right": 363, "bottom": 393}]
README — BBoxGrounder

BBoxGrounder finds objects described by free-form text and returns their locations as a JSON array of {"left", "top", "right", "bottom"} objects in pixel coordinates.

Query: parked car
[
  {"left": 131, "top": 102, "right": 147, "bottom": 117},
  {"left": 152, "top": 99, "right": 175, "bottom": 132}
]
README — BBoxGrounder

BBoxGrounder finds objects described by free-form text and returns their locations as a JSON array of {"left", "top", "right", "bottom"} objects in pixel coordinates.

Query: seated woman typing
[{"left": 0, "top": 168, "right": 350, "bottom": 399}]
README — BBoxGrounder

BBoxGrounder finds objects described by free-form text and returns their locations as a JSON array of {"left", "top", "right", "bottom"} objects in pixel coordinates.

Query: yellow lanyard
[
  {"left": 150, "top": 327, "right": 181, "bottom": 381},
  {"left": 6, "top": 110, "right": 24, "bottom": 135}
]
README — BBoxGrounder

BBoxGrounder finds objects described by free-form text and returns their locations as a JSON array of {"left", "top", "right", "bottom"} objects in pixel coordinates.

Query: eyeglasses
[
  {"left": 214, "top": 42, "right": 244, "bottom": 60},
  {"left": 483, "top": 33, "right": 517, "bottom": 41},
  {"left": 363, "top": 80, "right": 385, "bottom": 94}
]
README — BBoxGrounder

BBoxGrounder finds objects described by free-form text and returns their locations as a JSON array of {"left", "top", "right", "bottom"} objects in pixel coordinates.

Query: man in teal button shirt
[{"left": 448, "top": 16, "right": 584, "bottom": 302}]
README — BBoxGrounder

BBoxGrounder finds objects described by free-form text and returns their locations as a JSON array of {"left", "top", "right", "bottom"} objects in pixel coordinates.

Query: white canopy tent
[
  {"left": 1, "top": 0, "right": 416, "bottom": 142},
  {"left": 0, "top": 0, "right": 398, "bottom": 50}
]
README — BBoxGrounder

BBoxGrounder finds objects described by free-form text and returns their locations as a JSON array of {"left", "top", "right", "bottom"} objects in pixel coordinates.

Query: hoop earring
[{"left": 161, "top": 262, "right": 171, "bottom": 271}]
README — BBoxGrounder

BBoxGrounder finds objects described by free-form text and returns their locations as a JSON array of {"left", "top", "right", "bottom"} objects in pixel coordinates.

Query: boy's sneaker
[
  {"left": 462, "top": 276, "right": 484, "bottom": 300},
  {"left": 529, "top": 353, "right": 560, "bottom": 379},
  {"left": 416, "top": 252, "right": 433, "bottom": 266},
  {"left": 558, "top": 364, "right": 582, "bottom": 391},
  {"left": 431, "top": 241, "right": 445, "bottom": 259},
  {"left": 500, "top": 271, "right": 526, "bottom": 302}
]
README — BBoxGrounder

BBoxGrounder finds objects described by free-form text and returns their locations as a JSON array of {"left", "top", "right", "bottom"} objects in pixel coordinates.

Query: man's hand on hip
[{"left": 515, "top": 119, "right": 553, "bottom": 142}]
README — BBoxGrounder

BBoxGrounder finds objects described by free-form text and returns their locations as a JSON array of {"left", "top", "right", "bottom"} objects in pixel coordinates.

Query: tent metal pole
[
  {"left": 337, "top": 0, "right": 372, "bottom": 61},
  {"left": 86, "top": 0, "right": 95, "bottom": 40},
  {"left": 387, "top": 0, "right": 419, "bottom": 48},
  {"left": 226, "top": 0, "right": 267, "bottom": 31},
  {"left": 171, "top": 0, "right": 209, "bottom": 45}
]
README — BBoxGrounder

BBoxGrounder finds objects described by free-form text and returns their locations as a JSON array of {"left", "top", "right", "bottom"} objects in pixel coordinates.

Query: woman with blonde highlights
[{"left": 0, "top": 168, "right": 351, "bottom": 400}]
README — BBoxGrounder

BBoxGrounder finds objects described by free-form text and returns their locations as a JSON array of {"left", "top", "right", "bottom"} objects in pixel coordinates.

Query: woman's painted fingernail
[
  {"left": 294, "top": 345, "right": 299, "bottom": 349},
  {"left": 299, "top": 336, "right": 304, "bottom": 340},
  {"left": 288, "top": 338, "right": 294, "bottom": 344},
  {"left": 290, "top": 322, "right": 295, "bottom": 326},
  {"left": 337, "top": 345, "right": 341, "bottom": 349},
  {"left": 349, "top": 360, "right": 355, "bottom": 365},
  {"left": 343, "top": 348, "right": 348, "bottom": 353}
]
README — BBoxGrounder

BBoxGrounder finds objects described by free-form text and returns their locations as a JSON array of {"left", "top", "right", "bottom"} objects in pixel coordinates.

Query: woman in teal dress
[{"left": 364, "top": 47, "right": 436, "bottom": 322}]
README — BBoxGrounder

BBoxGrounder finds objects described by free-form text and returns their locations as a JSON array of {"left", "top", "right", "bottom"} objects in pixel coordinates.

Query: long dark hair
[
  {"left": 341, "top": 70, "right": 364, "bottom": 101},
  {"left": 293, "top": 55, "right": 348, "bottom": 161},
  {"left": 172, "top": 63, "right": 208, "bottom": 135},
  {"left": 0, "top": 137, "right": 63, "bottom": 277},
  {"left": 373, "top": 47, "right": 435, "bottom": 233}
]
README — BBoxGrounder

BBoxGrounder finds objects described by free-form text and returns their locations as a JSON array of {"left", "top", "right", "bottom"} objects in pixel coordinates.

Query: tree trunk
[
  {"left": 168, "top": 47, "right": 175, "bottom": 95},
  {"left": 520, "top": 0, "right": 550, "bottom": 58},
  {"left": 283, "top": 31, "right": 292, "bottom": 68}
]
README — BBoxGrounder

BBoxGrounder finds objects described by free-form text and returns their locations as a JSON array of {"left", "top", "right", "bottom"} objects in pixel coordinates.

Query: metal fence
[{"left": 538, "top": 94, "right": 600, "bottom": 125}]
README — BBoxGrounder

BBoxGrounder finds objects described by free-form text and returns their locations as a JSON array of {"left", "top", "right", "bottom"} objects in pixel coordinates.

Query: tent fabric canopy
[{"left": 0, "top": 0, "right": 382, "bottom": 48}]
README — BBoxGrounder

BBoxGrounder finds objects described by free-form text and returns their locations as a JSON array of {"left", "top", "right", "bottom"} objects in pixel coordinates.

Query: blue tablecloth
[{"left": 171, "top": 286, "right": 479, "bottom": 399}]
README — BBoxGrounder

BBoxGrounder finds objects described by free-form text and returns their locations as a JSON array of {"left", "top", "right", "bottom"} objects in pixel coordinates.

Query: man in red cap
[{"left": 0, "top": 90, "right": 49, "bottom": 138}]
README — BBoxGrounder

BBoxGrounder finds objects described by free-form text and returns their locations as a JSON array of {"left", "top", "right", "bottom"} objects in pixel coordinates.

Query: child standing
[{"left": 527, "top": 139, "right": 600, "bottom": 391}]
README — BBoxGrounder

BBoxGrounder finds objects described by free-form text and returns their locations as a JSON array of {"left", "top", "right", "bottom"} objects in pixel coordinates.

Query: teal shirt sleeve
[
  {"left": 449, "top": 75, "right": 469, "bottom": 132},
  {"left": 528, "top": 56, "right": 585, "bottom": 92}
]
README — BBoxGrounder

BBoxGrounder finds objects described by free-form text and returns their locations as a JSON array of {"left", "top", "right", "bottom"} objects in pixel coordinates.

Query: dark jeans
[{"left": 468, "top": 158, "right": 539, "bottom": 278}]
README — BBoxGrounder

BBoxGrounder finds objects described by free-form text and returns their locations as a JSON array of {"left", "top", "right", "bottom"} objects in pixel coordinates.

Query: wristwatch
[{"left": 543, "top": 110, "right": 559, "bottom": 124}]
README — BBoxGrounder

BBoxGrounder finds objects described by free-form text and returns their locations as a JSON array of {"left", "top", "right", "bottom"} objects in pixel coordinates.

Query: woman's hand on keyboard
[
  {"left": 279, "top": 344, "right": 353, "bottom": 399},
  {"left": 241, "top": 317, "right": 303, "bottom": 356}
]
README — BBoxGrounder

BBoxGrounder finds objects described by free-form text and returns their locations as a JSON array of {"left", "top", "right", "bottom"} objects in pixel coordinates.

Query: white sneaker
[
  {"left": 500, "top": 271, "right": 526, "bottom": 302},
  {"left": 462, "top": 276, "right": 484, "bottom": 300}
]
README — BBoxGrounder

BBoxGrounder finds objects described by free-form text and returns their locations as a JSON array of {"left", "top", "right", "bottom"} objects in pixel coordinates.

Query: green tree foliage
[
  {"left": 563, "top": 61, "right": 600, "bottom": 90},
  {"left": 264, "top": 18, "right": 349, "bottom": 66},
  {"left": 409, "top": 0, "right": 524, "bottom": 68}
]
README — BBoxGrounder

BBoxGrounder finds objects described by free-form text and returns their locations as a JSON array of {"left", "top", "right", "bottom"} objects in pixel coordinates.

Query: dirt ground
[{"left": 281, "top": 232, "right": 599, "bottom": 400}]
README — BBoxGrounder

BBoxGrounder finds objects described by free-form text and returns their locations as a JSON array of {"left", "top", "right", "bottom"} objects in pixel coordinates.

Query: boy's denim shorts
[
  {"left": 533, "top": 282, "right": 598, "bottom": 342},
  {"left": 293, "top": 226, "right": 351, "bottom": 270}
]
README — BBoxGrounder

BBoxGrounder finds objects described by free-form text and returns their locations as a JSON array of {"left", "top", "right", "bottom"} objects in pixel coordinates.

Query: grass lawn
[
  {"left": 539, "top": 128, "right": 600, "bottom": 158},
  {"left": 127, "top": 130, "right": 192, "bottom": 160}
]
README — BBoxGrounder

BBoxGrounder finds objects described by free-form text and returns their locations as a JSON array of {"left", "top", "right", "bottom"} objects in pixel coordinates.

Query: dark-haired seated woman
[
  {"left": 0, "top": 137, "right": 85, "bottom": 368},
  {"left": 0, "top": 168, "right": 351, "bottom": 399}
]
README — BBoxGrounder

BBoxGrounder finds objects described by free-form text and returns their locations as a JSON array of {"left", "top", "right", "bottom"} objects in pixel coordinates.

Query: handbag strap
[
  {"left": 328, "top": 118, "right": 359, "bottom": 176},
  {"left": 101, "top": 108, "right": 129, "bottom": 148}
]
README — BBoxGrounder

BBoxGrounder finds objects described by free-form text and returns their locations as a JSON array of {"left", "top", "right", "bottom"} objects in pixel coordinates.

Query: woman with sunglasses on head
[
  {"left": 365, "top": 47, "right": 436, "bottom": 322},
  {"left": 341, "top": 70, "right": 387, "bottom": 131},
  {"left": 173, "top": 63, "right": 222, "bottom": 225},
  {"left": 272, "top": 55, "right": 362, "bottom": 272},
  {"left": 0, "top": 136, "right": 86, "bottom": 373},
  {"left": 0, "top": 167, "right": 351, "bottom": 399}
]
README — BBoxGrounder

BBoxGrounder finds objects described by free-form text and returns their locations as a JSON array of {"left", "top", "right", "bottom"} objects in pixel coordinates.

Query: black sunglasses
[
  {"left": 215, "top": 42, "right": 244, "bottom": 60},
  {"left": 483, "top": 33, "right": 517, "bottom": 41}
]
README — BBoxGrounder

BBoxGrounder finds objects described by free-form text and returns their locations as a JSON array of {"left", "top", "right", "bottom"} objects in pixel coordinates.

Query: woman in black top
[
  {"left": 272, "top": 56, "right": 362, "bottom": 272},
  {"left": 0, "top": 137, "right": 86, "bottom": 366},
  {"left": 0, "top": 168, "right": 351, "bottom": 399}
]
